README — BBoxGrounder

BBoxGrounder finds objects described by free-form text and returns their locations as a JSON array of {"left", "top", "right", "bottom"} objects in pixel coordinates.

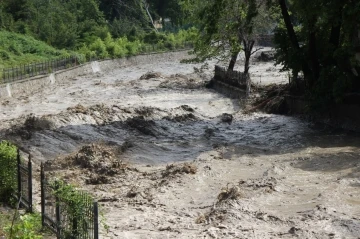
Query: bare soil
[{"left": 1, "top": 50, "right": 360, "bottom": 238}]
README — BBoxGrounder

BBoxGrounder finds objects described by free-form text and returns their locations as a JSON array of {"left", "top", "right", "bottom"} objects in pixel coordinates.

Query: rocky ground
[{"left": 1, "top": 50, "right": 360, "bottom": 238}]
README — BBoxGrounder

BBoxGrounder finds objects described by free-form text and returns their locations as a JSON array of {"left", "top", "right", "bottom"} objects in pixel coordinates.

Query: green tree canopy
[
  {"left": 272, "top": 0, "right": 360, "bottom": 107},
  {"left": 182, "top": 0, "right": 275, "bottom": 72}
]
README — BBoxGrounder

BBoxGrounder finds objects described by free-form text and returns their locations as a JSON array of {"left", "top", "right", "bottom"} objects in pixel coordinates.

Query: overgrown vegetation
[
  {"left": 0, "top": 141, "right": 43, "bottom": 239},
  {"left": 3, "top": 213, "right": 43, "bottom": 239},
  {"left": 0, "top": 0, "right": 194, "bottom": 72},
  {"left": 272, "top": 0, "right": 360, "bottom": 110},
  {"left": 0, "top": 28, "right": 196, "bottom": 74},
  {"left": 0, "top": 141, "right": 17, "bottom": 203},
  {"left": 181, "top": 0, "right": 275, "bottom": 72},
  {"left": 49, "top": 179, "right": 98, "bottom": 239}
]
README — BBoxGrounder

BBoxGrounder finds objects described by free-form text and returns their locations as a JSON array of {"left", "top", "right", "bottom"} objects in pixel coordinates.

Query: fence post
[
  {"left": 40, "top": 163, "right": 45, "bottom": 227},
  {"left": 55, "top": 181, "right": 61, "bottom": 238},
  {"left": 93, "top": 201, "right": 99, "bottom": 239},
  {"left": 28, "top": 155, "right": 33, "bottom": 213},
  {"left": 17, "top": 149, "right": 22, "bottom": 206}
]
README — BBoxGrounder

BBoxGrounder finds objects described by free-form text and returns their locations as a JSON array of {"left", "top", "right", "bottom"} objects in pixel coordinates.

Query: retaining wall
[
  {"left": 210, "top": 65, "right": 250, "bottom": 98},
  {"left": 0, "top": 51, "right": 189, "bottom": 99}
]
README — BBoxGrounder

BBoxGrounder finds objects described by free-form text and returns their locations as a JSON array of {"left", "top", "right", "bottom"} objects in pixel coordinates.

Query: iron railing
[
  {"left": 41, "top": 163, "right": 99, "bottom": 239},
  {"left": 1, "top": 56, "right": 78, "bottom": 84},
  {"left": 15, "top": 149, "right": 33, "bottom": 213}
]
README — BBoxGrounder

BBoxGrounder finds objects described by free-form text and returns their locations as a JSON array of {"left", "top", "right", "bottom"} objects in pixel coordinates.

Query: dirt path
[{"left": 1, "top": 52, "right": 359, "bottom": 238}]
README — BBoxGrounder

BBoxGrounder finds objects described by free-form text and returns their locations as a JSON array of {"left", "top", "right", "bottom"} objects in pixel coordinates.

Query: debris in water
[
  {"left": 217, "top": 185, "right": 243, "bottom": 203},
  {"left": 162, "top": 163, "right": 197, "bottom": 178},
  {"left": 220, "top": 113, "right": 233, "bottom": 124},
  {"left": 140, "top": 71, "right": 162, "bottom": 80},
  {"left": 67, "top": 104, "right": 88, "bottom": 114}
]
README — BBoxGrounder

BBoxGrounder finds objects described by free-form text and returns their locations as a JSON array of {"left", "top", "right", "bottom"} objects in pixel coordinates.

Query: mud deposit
[{"left": 1, "top": 52, "right": 360, "bottom": 238}]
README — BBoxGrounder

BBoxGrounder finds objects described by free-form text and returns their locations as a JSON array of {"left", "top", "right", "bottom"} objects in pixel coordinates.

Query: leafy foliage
[
  {"left": 49, "top": 180, "right": 95, "bottom": 239},
  {"left": 0, "top": 31, "right": 70, "bottom": 70},
  {"left": 4, "top": 213, "right": 43, "bottom": 239},
  {"left": 272, "top": 0, "right": 360, "bottom": 109},
  {"left": 0, "top": 141, "right": 17, "bottom": 203},
  {"left": 181, "top": 0, "right": 275, "bottom": 72},
  {"left": 0, "top": 0, "right": 195, "bottom": 71}
]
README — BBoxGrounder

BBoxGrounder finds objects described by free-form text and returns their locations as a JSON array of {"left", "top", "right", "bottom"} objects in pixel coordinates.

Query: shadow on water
[{"left": 2, "top": 107, "right": 359, "bottom": 167}]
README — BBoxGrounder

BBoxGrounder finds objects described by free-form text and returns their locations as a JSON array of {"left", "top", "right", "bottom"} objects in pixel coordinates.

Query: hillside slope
[{"left": 0, "top": 31, "right": 69, "bottom": 69}]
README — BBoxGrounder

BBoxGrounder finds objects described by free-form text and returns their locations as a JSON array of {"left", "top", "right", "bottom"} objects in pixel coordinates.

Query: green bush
[
  {"left": 0, "top": 141, "right": 17, "bottom": 203},
  {"left": 89, "top": 38, "right": 109, "bottom": 59},
  {"left": 125, "top": 40, "right": 141, "bottom": 56},
  {"left": 4, "top": 213, "right": 43, "bottom": 239},
  {"left": 143, "top": 31, "right": 167, "bottom": 45}
]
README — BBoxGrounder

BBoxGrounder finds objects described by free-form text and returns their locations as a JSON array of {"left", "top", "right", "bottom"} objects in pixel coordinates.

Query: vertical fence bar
[
  {"left": 40, "top": 163, "right": 45, "bottom": 227},
  {"left": 17, "top": 149, "right": 22, "bottom": 205},
  {"left": 55, "top": 181, "right": 61, "bottom": 238},
  {"left": 93, "top": 201, "right": 99, "bottom": 239},
  {"left": 28, "top": 155, "right": 33, "bottom": 213}
]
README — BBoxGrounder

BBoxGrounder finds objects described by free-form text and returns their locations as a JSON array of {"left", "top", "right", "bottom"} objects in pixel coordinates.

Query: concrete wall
[
  {"left": 0, "top": 51, "right": 189, "bottom": 99},
  {"left": 210, "top": 66, "right": 250, "bottom": 98},
  {"left": 214, "top": 65, "right": 249, "bottom": 89},
  {"left": 212, "top": 81, "right": 247, "bottom": 99}
]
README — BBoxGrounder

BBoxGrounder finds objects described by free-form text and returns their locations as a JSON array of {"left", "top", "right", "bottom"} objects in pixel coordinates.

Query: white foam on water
[
  {"left": 91, "top": 61, "right": 101, "bottom": 73},
  {"left": 49, "top": 73, "right": 56, "bottom": 84},
  {"left": 6, "top": 83, "right": 12, "bottom": 97}
]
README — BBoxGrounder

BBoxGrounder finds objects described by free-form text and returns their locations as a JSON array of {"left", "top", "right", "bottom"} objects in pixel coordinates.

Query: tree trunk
[
  {"left": 329, "top": 6, "right": 343, "bottom": 49},
  {"left": 142, "top": 0, "right": 158, "bottom": 32},
  {"left": 243, "top": 39, "right": 255, "bottom": 75},
  {"left": 228, "top": 52, "right": 239, "bottom": 71},
  {"left": 278, "top": 0, "right": 300, "bottom": 50},
  {"left": 329, "top": 25, "right": 341, "bottom": 49},
  {"left": 309, "top": 31, "right": 319, "bottom": 83},
  {"left": 278, "top": 0, "right": 312, "bottom": 84}
]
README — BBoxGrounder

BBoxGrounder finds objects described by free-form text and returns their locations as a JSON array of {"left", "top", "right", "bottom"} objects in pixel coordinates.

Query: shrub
[
  {"left": 4, "top": 213, "right": 43, "bottom": 239},
  {"left": 143, "top": 31, "right": 167, "bottom": 44},
  {"left": 89, "top": 38, "right": 109, "bottom": 59},
  {"left": 125, "top": 40, "right": 141, "bottom": 56},
  {"left": 0, "top": 141, "right": 17, "bottom": 203}
]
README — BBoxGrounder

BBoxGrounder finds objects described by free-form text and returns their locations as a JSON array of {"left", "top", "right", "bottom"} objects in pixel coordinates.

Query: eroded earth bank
[{"left": 1, "top": 52, "right": 360, "bottom": 238}]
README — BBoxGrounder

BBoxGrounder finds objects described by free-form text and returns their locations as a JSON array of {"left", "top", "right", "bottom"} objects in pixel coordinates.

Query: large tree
[
  {"left": 272, "top": 0, "right": 360, "bottom": 106},
  {"left": 182, "top": 0, "right": 273, "bottom": 73}
]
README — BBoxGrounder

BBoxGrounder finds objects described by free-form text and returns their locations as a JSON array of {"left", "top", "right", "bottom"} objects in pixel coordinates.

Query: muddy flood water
[{"left": 1, "top": 51, "right": 360, "bottom": 238}]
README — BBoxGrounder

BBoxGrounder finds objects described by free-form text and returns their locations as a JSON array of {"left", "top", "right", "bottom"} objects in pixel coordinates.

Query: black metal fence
[
  {"left": 40, "top": 163, "right": 99, "bottom": 239},
  {"left": 16, "top": 149, "right": 33, "bottom": 213},
  {"left": 1, "top": 56, "right": 78, "bottom": 84}
]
